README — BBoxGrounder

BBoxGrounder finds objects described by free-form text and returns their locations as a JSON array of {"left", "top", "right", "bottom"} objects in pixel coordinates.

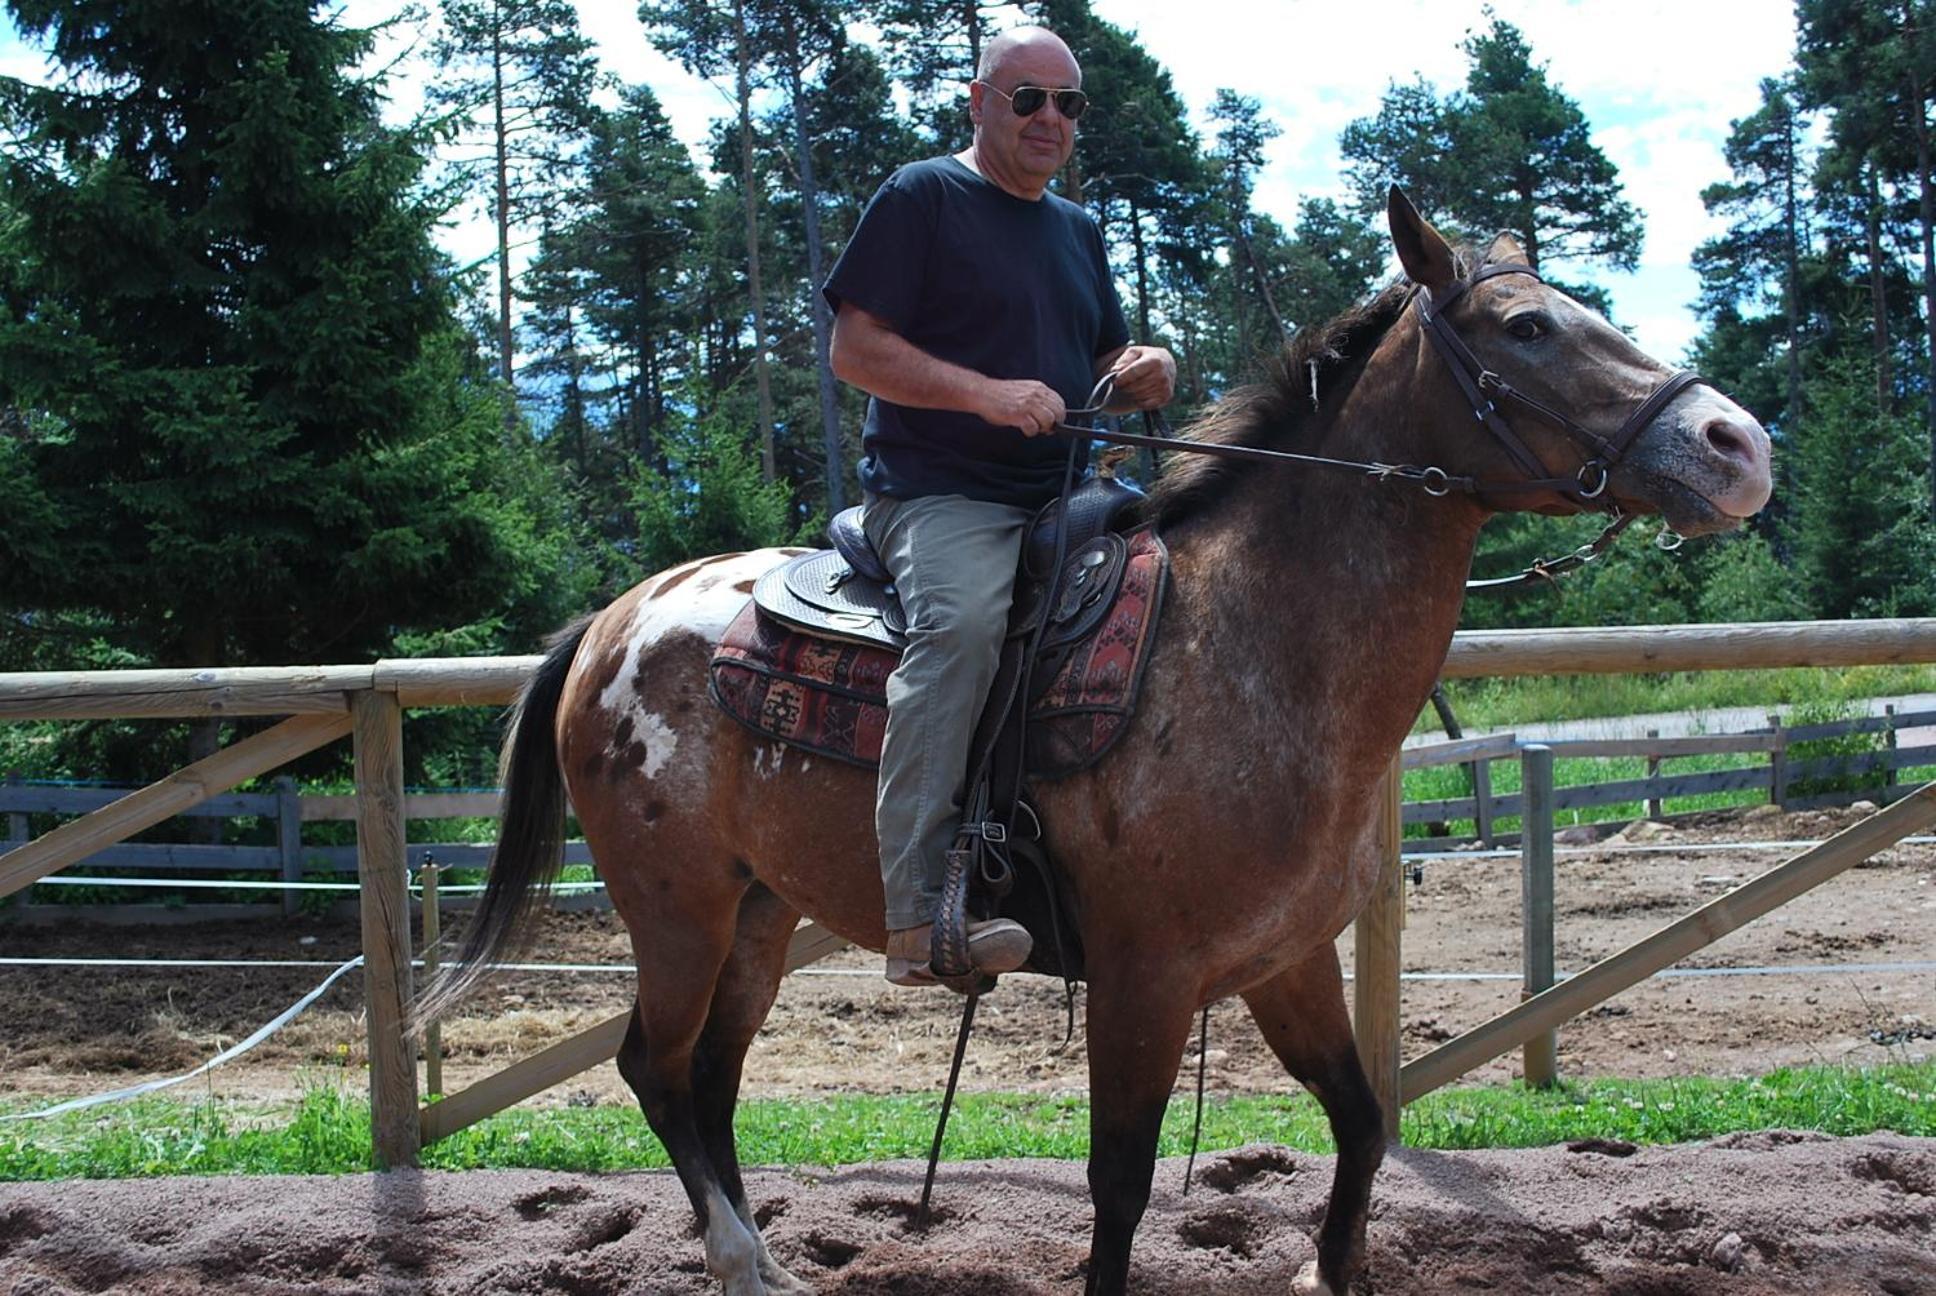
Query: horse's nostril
[{"left": 1704, "top": 418, "right": 1756, "bottom": 465}]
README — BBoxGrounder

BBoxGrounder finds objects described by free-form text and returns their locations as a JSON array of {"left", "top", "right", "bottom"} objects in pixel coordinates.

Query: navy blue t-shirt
[{"left": 823, "top": 156, "right": 1130, "bottom": 509}]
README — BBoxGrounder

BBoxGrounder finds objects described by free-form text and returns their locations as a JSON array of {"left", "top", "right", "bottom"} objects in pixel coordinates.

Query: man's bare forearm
[
  {"left": 830, "top": 305, "right": 996, "bottom": 416},
  {"left": 830, "top": 303, "right": 1067, "bottom": 436}
]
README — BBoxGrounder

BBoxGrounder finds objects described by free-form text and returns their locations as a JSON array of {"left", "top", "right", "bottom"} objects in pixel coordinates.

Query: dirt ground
[
  {"left": 2, "top": 1131, "right": 1932, "bottom": 1294},
  {"left": 2, "top": 803, "right": 1931, "bottom": 1107}
]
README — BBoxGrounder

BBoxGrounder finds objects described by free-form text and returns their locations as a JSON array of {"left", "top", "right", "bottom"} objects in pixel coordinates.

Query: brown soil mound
[{"left": 3, "top": 1132, "right": 1931, "bottom": 1294}]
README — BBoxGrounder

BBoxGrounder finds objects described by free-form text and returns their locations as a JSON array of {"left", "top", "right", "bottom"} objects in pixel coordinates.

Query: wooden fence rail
[{"left": 9, "top": 706, "right": 1930, "bottom": 885}]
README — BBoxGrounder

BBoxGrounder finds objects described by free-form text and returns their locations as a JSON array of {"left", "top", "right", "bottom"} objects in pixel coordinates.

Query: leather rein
[{"left": 1057, "top": 263, "right": 1716, "bottom": 590}]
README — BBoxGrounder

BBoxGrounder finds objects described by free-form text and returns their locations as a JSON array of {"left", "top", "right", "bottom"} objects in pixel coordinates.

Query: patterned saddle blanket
[{"left": 708, "top": 526, "right": 1169, "bottom": 779}]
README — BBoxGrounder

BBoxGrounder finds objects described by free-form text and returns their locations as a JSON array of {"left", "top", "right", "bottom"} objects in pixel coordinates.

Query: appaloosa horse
[{"left": 420, "top": 191, "right": 1772, "bottom": 1295}]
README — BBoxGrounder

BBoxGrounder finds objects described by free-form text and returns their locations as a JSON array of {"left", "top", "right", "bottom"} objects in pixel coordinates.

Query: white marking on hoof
[
  {"left": 702, "top": 1186, "right": 766, "bottom": 1296},
  {"left": 732, "top": 1198, "right": 814, "bottom": 1294},
  {"left": 1293, "top": 1259, "right": 1336, "bottom": 1295}
]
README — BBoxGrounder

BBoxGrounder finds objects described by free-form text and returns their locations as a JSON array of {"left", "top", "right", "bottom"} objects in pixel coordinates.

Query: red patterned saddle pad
[{"left": 708, "top": 527, "right": 1169, "bottom": 779}]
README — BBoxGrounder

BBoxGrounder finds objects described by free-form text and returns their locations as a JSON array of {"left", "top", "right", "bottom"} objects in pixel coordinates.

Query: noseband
[{"left": 1415, "top": 262, "right": 1710, "bottom": 510}]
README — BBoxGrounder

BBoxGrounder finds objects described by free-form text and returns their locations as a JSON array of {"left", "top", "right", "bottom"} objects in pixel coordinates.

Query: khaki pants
[{"left": 862, "top": 493, "right": 1031, "bottom": 929}]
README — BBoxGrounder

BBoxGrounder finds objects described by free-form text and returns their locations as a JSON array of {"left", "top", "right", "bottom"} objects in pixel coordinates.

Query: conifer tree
[
  {"left": 430, "top": 0, "right": 602, "bottom": 405},
  {"left": 1341, "top": 17, "right": 1641, "bottom": 299},
  {"left": 0, "top": 0, "right": 578, "bottom": 685}
]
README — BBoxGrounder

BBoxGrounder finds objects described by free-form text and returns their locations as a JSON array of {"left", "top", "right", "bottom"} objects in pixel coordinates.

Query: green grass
[
  {"left": 1400, "top": 749, "right": 1771, "bottom": 838},
  {"left": 1423, "top": 664, "right": 1936, "bottom": 733},
  {"left": 5, "top": 1063, "right": 1932, "bottom": 1180}
]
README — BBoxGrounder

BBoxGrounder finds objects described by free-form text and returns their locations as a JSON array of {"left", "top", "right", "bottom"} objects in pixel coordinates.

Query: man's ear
[
  {"left": 1387, "top": 186, "right": 1457, "bottom": 297},
  {"left": 967, "top": 80, "right": 984, "bottom": 128}
]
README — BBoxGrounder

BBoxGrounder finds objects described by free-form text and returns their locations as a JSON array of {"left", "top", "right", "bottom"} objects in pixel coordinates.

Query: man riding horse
[{"left": 824, "top": 25, "right": 1178, "bottom": 988}]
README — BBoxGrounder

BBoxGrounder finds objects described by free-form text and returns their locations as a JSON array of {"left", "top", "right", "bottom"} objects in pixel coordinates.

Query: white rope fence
[
  {"left": 5, "top": 954, "right": 1932, "bottom": 981},
  {"left": 0, "top": 955, "right": 364, "bottom": 1122}
]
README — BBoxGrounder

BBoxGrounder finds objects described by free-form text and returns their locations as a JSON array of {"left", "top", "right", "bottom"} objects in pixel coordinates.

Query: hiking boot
[{"left": 884, "top": 918, "right": 1032, "bottom": 987}]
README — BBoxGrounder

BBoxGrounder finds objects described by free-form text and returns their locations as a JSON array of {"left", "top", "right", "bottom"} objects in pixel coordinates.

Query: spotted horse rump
[{"left": 707, "top": 526, "right": 1169, "bottom": 780}]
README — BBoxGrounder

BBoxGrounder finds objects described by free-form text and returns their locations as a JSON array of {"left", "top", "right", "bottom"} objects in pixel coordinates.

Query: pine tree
[
  {"left": 1795, "top": 0, "right": 1936, "bottom": 518},
  {"left": 0, "top": 0, "right": 580, "bottom": 683},
  {"left": 429, "top": 0, "right": 603, "bottom": 406},
  {"left": 1695, "top": 77, "right": 1813, "bottom": 441},
  {"left": 1341, "top": 18, "right": 1642, "bottom": 287},
  {"left": 868, "top": 0, "right": 1006, "bottom": 151},
  {"left": 642, "top": 0, "right": 781, "bottom": 482}
]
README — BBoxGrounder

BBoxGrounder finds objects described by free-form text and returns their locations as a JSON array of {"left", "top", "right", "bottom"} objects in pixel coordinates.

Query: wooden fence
[
  {"left": 4, "top": 617, "right": 1936, "bottom": 1163},
  {"left": 9, "top": 705, "right": 1929, "bottom": 913}
]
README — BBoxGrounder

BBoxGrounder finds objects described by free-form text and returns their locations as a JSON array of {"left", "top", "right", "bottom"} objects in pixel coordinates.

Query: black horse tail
[{"left": 412, "top": 614, "right": 594, "bottom": 1029}]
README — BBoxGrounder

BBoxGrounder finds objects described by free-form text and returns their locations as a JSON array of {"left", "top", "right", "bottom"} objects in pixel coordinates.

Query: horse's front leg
[
  {"left": 1082, "top": 965, "right": 1199, "bottom": 1296},
  {"left": 1241, "top": 948, "right": 1386, "bottom": 1294}
]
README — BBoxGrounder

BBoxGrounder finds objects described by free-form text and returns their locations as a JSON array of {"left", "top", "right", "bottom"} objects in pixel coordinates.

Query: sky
[{"left": 0, "top": 0, "right": 1800, "bottom": 363}]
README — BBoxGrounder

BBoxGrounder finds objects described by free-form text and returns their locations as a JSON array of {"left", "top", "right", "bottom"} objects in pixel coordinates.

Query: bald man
[{"left": 824, "top": 26, "right": 1177, "bottom": 987}]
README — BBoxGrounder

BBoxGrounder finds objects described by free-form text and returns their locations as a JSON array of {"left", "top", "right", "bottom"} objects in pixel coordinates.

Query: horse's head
[{"left": 1386, "top": 187, "right": 1772, "bottom": 536}]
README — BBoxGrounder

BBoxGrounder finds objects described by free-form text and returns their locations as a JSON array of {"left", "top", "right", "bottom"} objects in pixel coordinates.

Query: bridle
[
  {"left": 1056, "top": 261, "right": 1718, "bottom": 588},
  {"left": 1413, "top": 262, "right": 1710, "bottom": 510}
]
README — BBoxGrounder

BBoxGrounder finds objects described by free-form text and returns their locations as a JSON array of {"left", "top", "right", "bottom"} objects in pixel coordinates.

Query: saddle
[{"left": 709, "top": 475, "right": 1170, "bottom": 983}]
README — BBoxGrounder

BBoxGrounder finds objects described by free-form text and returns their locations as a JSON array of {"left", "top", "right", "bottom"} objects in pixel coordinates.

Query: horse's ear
[
  {"left": 1386, "top": 186, "right": 1456, "bottom": 296},
  {"left": 1484, "top": 231, "right": 1530, "bottom": 266}
]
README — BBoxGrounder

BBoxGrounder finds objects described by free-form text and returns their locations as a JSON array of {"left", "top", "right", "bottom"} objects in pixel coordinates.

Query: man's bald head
[{"left": 977, "top": 26, "right": 1081, "bottom": 86}]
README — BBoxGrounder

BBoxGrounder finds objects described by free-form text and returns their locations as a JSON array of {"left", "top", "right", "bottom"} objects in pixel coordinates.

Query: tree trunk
[
  {"left": 965, "top": 0, "right": 983, "bottom": 75},
  {"left": 564, "top": 301, "right": 586, "bottom": 471},
  {"left": 735, "top": 0, "right": 778, "bottom": 483},
  {"left": 1913, "top": 72, "right": 1936, "bottom": 521},
  {"left": 1865, "top": 161, "right": 1893, "bottom": 413},
  {"left": 785, "top": 23, "right": 847, "bottom": 513},
  {"left": 492, "top": 5, "right": 515, "bottom": 430},
  {"left": 1233, "top": 203, "right": 1289, "bottom": 343},
  {"left": 1129, "top": 199, "right": 1152, "bottom": 341},
  {"left": 1784, "top": 96, "right": 1804, "bottom": 433}
]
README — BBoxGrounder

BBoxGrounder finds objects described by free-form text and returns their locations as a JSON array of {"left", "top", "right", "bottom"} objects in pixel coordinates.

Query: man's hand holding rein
[{"left": 1098, "top": 344, "right": 1177, "bottom": 414}]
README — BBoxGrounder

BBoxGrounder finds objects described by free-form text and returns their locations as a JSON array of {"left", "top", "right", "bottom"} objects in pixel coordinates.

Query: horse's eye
[{"left": 1505, "top": 315, "right": 1546, "bottom": 342}]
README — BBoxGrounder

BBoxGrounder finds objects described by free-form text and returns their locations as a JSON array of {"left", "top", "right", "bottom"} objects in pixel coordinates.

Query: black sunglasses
[{"left": 979, "top": 81, "right": 1090, "bottom": 121}]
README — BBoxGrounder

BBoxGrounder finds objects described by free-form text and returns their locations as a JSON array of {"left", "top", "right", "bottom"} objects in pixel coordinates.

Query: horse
[{"left": 420, "top": 189, "right": 1773, "bottom": 1296}]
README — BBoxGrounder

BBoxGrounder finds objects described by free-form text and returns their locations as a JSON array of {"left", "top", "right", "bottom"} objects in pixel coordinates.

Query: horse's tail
[{"left": 412, "top": 614, "right": 595, "bottom": 1029}]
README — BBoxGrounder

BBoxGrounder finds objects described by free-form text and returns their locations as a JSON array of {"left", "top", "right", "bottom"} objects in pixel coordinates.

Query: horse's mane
[{"left": 1145, "top": 246, "right": 1479, "bottom": 527}]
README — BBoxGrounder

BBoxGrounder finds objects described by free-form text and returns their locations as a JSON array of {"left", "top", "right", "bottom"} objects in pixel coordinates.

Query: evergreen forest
[{"left": 1, "top": 0, "right": 1932, "bottom": 782}]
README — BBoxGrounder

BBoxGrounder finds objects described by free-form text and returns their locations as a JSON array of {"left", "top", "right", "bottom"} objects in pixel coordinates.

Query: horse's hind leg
[
  {"left": 691, "top": 883, "right": 811, "bottom": 1295},
  {"left": 1241, "top": 949, "right": 1386, "bottom": 1295},
  {"left": 612, "top": 872, "right": 775, "bottom": 1296}
]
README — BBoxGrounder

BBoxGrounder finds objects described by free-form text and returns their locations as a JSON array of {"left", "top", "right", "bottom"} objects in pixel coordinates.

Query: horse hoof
[
  {"left": 759, "top": 1264, "right": 814, "bottom": 1296},
  {"left": 1293, "top": 1260, "right": 1337, "bottom": 1296}
]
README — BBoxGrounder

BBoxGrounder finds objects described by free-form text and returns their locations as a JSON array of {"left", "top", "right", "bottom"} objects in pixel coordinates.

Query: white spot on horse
[
  {"left": 596, "top": 550, "right": 793, "bottom": 721},
  {"left": 638, "top": 713, "right": 678, "bottom": 779}
]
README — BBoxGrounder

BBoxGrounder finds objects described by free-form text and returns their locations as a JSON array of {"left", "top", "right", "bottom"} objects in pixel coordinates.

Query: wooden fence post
[
  {"left": 353, "top": 689, "right": 419, "bottom": 1168},
  {"left": 421, "top": 855, "right": 444, "bottom": 1100},
  {"left": 1519, "top": 744, "right": 1558, "bottom": 1088},
  {"left": 4, "top": 772, "right": 24, "bottom": 850},
  {"left": 1472, "top": 756, "right": 1496, "bottom": 846},
  {"left": 1769, "top": 714, "right": 1789, "bottom": 809},
  {"left": 1645, "top": 728, "right": 1663, "bottom": 820},
  {"left": 275, "top": 776, "right": 302, "bottom": 918},
  {"left": 1884, "top": 705, "right": 1898, "bottom": 795},
  {"left": 1354, "top": 754, "right": 1405, "bottom": 1142}
]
